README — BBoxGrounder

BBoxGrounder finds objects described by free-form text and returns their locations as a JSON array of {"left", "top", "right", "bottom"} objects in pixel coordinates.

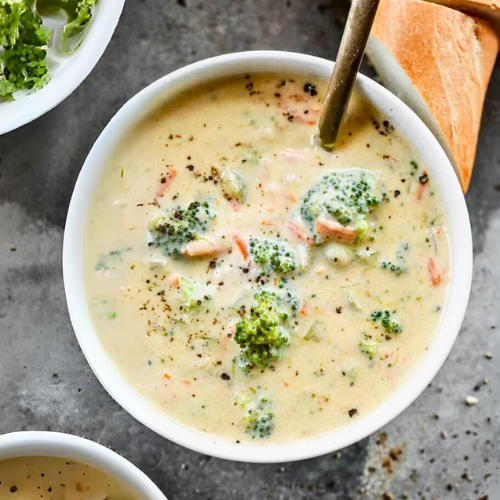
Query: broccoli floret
[
  {"left": 380, "top": 261, "right": 404, "bottom": 276},
  {"left": 370, "top": 310, "right": 402, "bottom": 334},
  {"left": 148, "top": 201, "right": 214, "bottom": 256},
  {"left": 94, "top": 246, "right": 132, "bottom": 272},
  {"left": 249, "top": 238, "right": 297, "bottom": 276},
  {"left": 221, "top": 167, "right": 245, "bottom": 201},
  {"left": 180, "top": 276, "right": 211, "bottom": 311},
  {"left": 234, "top": 290, "right": 289, "bottom": 371},
  {"left": 37, "top": 0, "right": 97, "bottom": 53},
  {"left": 359, "top": 335, "right": 381, "bottom": 360},
  {"left": 235, "top": 391, "right": 274, "bottom": 439},
  {"left": 380, "top": 243, "right": 409, "bottom": 276},
  {"left": 301, "top": 170, "right": 382, "bottom": 243}
]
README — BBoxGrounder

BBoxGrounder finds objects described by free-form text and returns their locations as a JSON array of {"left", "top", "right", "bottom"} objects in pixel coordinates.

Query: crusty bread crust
[
  {"left": 369, "top": 0, "right": 499, "bottom": 191},
  {"left": 426, "top": 0, "right": 500, "bottom": 25}
]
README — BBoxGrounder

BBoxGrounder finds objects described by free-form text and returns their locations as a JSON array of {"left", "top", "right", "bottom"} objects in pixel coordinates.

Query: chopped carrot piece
[
  {"left": 163, "top": 373, "right": 171, "bottom": 380},
  {"left": 315, "top": 217, "right": 357, "bottom": 244},
  {"left": 282, "top": 192, "right": 297, "bottom": 203},
  {"left": 232, "top": 231, "right": 249, "bottom": 260},
  {"left": 383, "top": 154, "right": 400, "bottom": 164},
  {"left": 300, "top": 301, "right": 310, "bottom": 316},
  {"left": 168, "top": 274, "right": 181, "bottom": 288},
  {"left": 183, "top": 380, "right": 191, "bottom": 386},
  {"left": 182, "top": 239, "right": 229, "bottom": 257},
  {"left": 154, "top": 168, "right": 177, "bottom": 201},
  {"left": 284, "top": 381, "right": 289, "bottom": 387},
  {"left": 286, "top": 221, "right": 313, "bottom": 246},
  {"left": 230, "top": 199, "right": 241, "bottom": 212},
  {"left": 261, "top": 219, "right": 273, "bottom": 226},
  {"left": 287, "top": 93, "right": 307, "bottom": 102},
  {"left": 416, "top": 182, "right": 427, "bottom": 200},
  {"left": 428, "top": 258, "right": 442, "bottom": 286}
]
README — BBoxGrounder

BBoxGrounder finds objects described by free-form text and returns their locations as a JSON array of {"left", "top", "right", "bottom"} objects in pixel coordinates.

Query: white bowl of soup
[
  {"left": 63, "top": 51, "right": 472, "bottom": 463},
  {"left": 0, "top": 431, "right": 166, "bottom": 499}
]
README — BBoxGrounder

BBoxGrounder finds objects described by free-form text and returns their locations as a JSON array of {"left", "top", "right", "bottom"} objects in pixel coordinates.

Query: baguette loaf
[{"left": 366, "top": 0, "right": 499, "bottom": 191}]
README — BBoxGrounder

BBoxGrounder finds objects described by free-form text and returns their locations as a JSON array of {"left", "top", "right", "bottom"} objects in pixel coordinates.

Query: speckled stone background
[{"left": 0, "top": 1, "right": 499, "bottom": 498}]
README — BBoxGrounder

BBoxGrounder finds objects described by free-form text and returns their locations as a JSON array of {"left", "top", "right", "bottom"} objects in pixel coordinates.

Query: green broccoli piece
[
  {"left": 359, "top": 336, "right": 381, "bottom": 361},
  {"left": 235, "top": 391, "right": 274, "bottom": 439},
  {"left": 148, "top": 201, "right": 214, "bottom": 256},
  {"left": 381, "top": 243, "right": 409, "bottom": 276},
  {"left": 94, "top": 246, "right": 132, "bottom": 272},
  {"left": 221, "top": 167, "right": 245, "bottom": 201},
  {"left": 380, "top": 261, "right": 404, "bottom": 276},
  {"left": 180, "top": 276, "right": 211, "bottom": 311},
  {"left": 234, "top": 290, "right": 289, "bottom": 371},
  {"left": 301, "top": 170, "right": 382, "bottom": 243},
  {"left": 370, "top": 310, "right": 402, "bottom": 334},
  {"left": 37, "top": 0, "right": 97, "bottom": 54},
  {"left": 249, "top": 238, "right": 297, "bottom": 276}
]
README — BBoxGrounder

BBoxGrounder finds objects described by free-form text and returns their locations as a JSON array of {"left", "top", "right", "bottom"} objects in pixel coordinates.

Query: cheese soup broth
[
  {"left": 0, "top": 456, "right": 142, "bottom": 499},
  {"left": 84, "top": 75, "right": 449, "bottom": 444}
]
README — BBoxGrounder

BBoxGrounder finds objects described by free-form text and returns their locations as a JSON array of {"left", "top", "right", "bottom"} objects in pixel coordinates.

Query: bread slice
[
  {"left": 366, "top": 0, "right": 499, "bottom": 191},
  {"left": 426, "top": 0, "right": 500, "bottom": 25}
]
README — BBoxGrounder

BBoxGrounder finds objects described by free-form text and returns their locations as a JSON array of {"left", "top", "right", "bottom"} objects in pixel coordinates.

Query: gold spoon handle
[{"left": 319, "top": 0, "right": 380, "bottom": 150}]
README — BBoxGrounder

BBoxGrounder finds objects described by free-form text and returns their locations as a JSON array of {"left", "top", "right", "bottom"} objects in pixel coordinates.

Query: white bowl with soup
[
  {"left": 63, "top": 51, "right": 472, "bottom": 462},
  {"left": 0, "top": 431, "right": 166, "bottom": 499}
]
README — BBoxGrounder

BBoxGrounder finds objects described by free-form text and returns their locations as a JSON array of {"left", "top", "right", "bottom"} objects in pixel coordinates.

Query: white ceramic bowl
[
  {"left": 0, "top": 431, "right": 166, "bottom": 499},
  {"left": 63, "top": 51, "right": 473, "bottom": 463},
  {"left": 0, "top": 0, "right": 126, "bottom": 135}
]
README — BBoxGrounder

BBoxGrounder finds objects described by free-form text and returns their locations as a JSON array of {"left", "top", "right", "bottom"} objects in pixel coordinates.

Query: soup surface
[
  {"left": 84, "top": 75, "right": 450, "bottom": 444},
  {"left": 0, "top": 456, "right": 141, "bottom": 499}
]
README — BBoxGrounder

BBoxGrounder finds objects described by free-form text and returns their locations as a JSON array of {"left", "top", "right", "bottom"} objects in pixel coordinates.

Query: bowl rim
[
  {"left": 0, "top": 0, "right": 126, "bottom": 136},
  {"left": 0, "top": 431, "right": 166, "bottom": 499},
  {"left": 63, "top": 50, "right": 473, "bottom": 463}
]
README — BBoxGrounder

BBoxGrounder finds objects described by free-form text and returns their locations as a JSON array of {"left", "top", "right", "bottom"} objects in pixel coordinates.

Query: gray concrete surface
[{"left": 0, "top": 0, "right": 499, "bottom": 498}]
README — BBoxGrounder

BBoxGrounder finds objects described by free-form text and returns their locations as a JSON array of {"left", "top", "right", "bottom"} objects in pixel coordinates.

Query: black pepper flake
[
  {"left": 160, "top": 177, "right": 167, "bottom": 184},
  {"left": 303, "top": 83, "right": 317, "bottom": 96},
  {"left": 10, "top": 486, "right": 18, "bottom": 493},
  {"left": 221, "top": 373, "right": 230, "bottom": 380},
  {"left": 419, "top": 173, "right": 429, "bottom": 185},
  {"left": 186, "top": 165, "right": 194, "bottom": 171},
  {"left": 394, "top": 190, "right": 401, "bottom": 198},
  {"left": 336, "top": 307, "right": 342, "bottom": 314},
  {"left": 348, "top": 408, "right": 358, "bottom": 418}
]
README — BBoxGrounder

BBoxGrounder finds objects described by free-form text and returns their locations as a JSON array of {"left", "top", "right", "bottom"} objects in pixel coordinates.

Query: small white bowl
[
  {"left": 63, "top": 51, "right": 473, "bottom": 463},
  {"left": 0, "top": 431, "right": 166, "bottom": 499},
  {"left": 0, "top": 0, "right": 126, "bottom": 135}
]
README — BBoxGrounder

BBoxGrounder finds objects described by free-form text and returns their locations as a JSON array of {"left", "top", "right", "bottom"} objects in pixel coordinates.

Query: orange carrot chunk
[
  {"left": 154, "top": 168, "right": 177, "bottom": 201},
  {"left": 286, "top": 221, "right": 313, "bottom": 246},
  {"left": 315, "top": 216, "right": 357, "bottom": 244},
  {"left": 428, "top": 258, "right": 442, "bottom": 287},
  {"left": 232, "top": 231, "right": 249, "bottom": 260},
  {"left": 182, "top": 239, "right": 229, "bottom": 257},
  {"left": 300, "top": 301, "right": 310, "bottom": 316}
]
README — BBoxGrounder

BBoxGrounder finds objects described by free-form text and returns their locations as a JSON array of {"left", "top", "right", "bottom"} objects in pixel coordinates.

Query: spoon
[{"left": 318, "top": 0, "right": 381, "bottom": 150}]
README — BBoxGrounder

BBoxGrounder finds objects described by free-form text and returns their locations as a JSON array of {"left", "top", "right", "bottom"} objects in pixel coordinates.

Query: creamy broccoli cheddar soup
[
  {"left": 0, "top": 456, "right": 141, "bottom": 499},
  {"left": 84, "top": 75, "right": 449, "bottom": 444}
]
